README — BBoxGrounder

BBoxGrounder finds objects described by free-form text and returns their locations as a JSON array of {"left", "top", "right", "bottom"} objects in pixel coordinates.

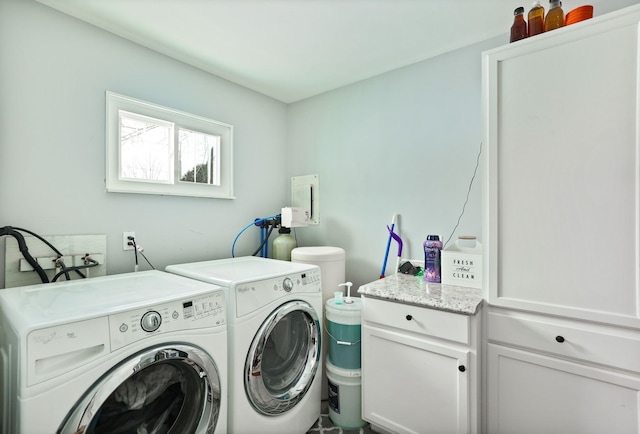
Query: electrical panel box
[{"left": 291, "top": 174, "right": 319, "bottom": 225}]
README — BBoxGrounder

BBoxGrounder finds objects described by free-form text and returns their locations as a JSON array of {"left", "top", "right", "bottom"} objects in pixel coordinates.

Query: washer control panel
[
  {"left": 283, "top": 277, "right": 294, "bottom": 292},
  {"left": 109, "top": 289, "right": 225, "bottom": 351},
  {"left": 234, "top": 267, "right": 322, "bottom": 318},
  {"left": 140, "top": 310, "right": 162, "bottom": 332}
]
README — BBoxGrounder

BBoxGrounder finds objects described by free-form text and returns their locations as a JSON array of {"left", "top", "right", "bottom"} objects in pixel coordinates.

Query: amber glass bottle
[
  {"left": 528, "top": 1, "right": 545, "bottom": 36},
  {"left": 510, "top": 6, "right": 528, "bottom": 43},
  {"left": 544, "top": 0, "right": 565, "bottom": 31}
]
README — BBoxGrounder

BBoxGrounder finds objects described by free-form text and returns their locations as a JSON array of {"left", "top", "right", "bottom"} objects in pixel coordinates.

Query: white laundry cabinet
[
  {"left": 358, "top": 275, "right": 483, "bottom": 434},
  {"left": 482, "top": 4, "right": 640, "bottom": 433}
]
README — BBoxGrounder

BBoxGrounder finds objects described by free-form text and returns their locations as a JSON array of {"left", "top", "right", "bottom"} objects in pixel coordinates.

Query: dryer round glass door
[
  {"left": 245, "top": 300, "right": 321, "bottom": 415},
  {"left": 57, "top": 344, "right": 222, "bottom": 434}
]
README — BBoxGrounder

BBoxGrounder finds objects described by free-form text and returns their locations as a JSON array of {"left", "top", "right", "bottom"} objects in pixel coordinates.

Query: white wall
[
  {"left": 287, "top": 0, "right": 639, "bottom": 289},
  {"left": 287, "top": 38, "right": 495, "bottom": 287},
  {"left": 1, "top": 0, "right": 636, "bottom": 289},
  {"left": 0, "top": 0, "right": 289, "bottom": 287}
]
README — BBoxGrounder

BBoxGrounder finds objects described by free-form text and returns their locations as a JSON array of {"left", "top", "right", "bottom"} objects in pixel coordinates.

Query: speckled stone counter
[{"left": 357, "top": 273, "right": 484, "bottom": 315}]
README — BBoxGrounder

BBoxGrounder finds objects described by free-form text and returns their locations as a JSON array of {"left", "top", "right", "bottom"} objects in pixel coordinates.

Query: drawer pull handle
[
  {"left": 458, "top": 365, "right": 466, "bottom": 373},
  {"left": 555, "top": 335, "right": 565, "bottom": 343},
  {"left": 406, "top": 315, "right": 413, "bottom": 321}
]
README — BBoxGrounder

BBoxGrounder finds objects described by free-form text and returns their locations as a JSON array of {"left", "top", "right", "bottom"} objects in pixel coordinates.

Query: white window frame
[{"left": 106, "top": 91, "right": 234, "bottom": 199}]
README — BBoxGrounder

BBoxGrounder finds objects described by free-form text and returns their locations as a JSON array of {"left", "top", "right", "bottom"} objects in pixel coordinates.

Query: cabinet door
[
  {"left": 487, "top": 343, "right": 640, "bottom": 434},
  {"left": 483, "top": 7, "right": 640, "bottom": 328},
  {"left": 0, "top": 347, "right": 9, "bottom": 434},
  {"left": 361, "top": 324, "right": 470, "bottom": 434}
]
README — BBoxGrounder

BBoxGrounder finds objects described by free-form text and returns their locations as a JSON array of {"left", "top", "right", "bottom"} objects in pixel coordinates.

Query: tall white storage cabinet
[{"left": 483, "top": 5, "right": 640, "bottom": 433}]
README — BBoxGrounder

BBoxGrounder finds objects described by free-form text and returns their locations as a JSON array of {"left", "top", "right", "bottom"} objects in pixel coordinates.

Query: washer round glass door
[
  {"left": 245, "top": 300, "right": 321, "bottom": 415},
  {"left": 57, "top": 344, "right": 221, "bottom": 434}
]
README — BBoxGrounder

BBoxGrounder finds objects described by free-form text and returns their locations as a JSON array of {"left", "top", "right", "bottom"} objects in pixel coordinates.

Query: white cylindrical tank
[{"left": 291, "top": 246, "right": 346, "bottom": 400}]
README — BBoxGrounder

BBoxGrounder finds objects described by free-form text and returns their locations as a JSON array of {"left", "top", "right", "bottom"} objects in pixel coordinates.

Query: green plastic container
[{"left": 325, "top": 297, "right": 362, "bottom": 369}]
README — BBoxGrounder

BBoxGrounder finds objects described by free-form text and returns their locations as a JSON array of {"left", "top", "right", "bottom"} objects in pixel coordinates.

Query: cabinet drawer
[
  {"left": 488, "top": 309, "right": 640, "bottom": 373},
  {"left": 362, "top": 297, "right": 470, "bottom": 345}
]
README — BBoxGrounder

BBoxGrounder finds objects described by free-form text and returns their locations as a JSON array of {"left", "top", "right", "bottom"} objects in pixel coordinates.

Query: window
[{"left": 106, "top": 92, "right": 234, "bottom": 199}]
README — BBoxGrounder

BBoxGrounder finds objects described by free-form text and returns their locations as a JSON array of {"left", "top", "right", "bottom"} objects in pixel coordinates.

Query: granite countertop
[{"left": 357, "top": 273, "right": 484, "bottom": 315}]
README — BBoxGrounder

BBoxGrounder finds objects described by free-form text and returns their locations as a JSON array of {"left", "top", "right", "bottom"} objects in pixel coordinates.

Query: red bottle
[{"left": 510, "top": 6, "right": 528, "bottom": 42}]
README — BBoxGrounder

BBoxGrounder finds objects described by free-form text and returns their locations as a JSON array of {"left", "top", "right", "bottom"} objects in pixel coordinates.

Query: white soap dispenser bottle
[{"left": 339, "top": 281, "right": 354, "bottom": 304}]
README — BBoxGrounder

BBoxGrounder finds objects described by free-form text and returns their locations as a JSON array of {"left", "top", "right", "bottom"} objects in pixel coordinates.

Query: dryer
[
  {"left": 0, "top": 270, "right": 227, "bottom": 434},
  {"left": 166, "top": 256, "right": 322, "bottom": 434}
]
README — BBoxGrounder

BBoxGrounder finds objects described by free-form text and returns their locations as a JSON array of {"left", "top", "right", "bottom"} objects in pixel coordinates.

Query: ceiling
[{"left": 36, "top": 1, "right": 520, "bottom": 103}]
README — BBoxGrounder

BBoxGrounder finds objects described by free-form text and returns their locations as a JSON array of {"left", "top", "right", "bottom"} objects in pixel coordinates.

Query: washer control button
[
  {"left": 283, "top": 277, "right": 294, "bottom": 292},
  {"left": 141, "top": 310, "right": 162, "bottom": 332}
]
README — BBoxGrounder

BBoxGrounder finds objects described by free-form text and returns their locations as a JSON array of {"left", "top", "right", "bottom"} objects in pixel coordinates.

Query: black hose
[
  {"left": 15, "top": 227, "right": 90, "bottom": 279},
  {"left": 251, "top": 225, "right": 275, "bottom": 256},
  {"left": 0, "top": 226, "right": 49, "bottom": 283},
  {"left": 52, "top": 262, "right": 99, "bottom": 282},
  {"left": 55, "top": 257, "right": 72, "bottom": 282},
  {"left": 12, "top": 226, "right": 64, "bottom": 256}
]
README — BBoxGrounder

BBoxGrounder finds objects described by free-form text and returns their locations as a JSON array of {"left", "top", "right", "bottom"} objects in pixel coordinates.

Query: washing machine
[
  {"left": 0, "top": 270, "right": 227, "bottom": 434},
  {"left": 166, "top": 256, "right": 322, "bottom": 434}
]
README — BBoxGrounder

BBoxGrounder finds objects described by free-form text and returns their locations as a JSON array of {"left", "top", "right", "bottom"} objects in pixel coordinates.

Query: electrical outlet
[{"left": 123, "top": 232, "right": 136, "bottom": 251}]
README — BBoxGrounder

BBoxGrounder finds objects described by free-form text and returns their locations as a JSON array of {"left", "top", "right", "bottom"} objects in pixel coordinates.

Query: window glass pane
[
  {"left": 119, "top": 111, "right": 173, "bottom": 183},
  {"left": 179, "top": 129, "right": 221, "bottom": 186},
  {"left": 107, "top": 92, "right": 234, "bottom": 199}
]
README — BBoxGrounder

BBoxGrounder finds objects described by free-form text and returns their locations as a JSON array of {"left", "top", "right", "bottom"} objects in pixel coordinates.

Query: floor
[{"left": 306, "top": 400, "right": 376, "bottom": 434}]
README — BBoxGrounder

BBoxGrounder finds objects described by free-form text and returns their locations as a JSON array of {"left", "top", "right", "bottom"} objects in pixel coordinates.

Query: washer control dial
[
  {"left": 283, "top": 277, "right": 294, "bottom": 292},
  {"left": 140, "top": 310, "right": 162, "bottom": 332}
]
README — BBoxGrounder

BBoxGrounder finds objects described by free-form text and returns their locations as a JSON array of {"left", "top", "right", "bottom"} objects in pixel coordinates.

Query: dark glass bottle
[
  {"left": 544, "top": 0, "right": 565, "bottom": 31},
  {"left": 510, "top": 7, "right": 528, "bottom": 43},
  {"left": 528, "top": 1, "right": 545, "bottom": 36}
]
